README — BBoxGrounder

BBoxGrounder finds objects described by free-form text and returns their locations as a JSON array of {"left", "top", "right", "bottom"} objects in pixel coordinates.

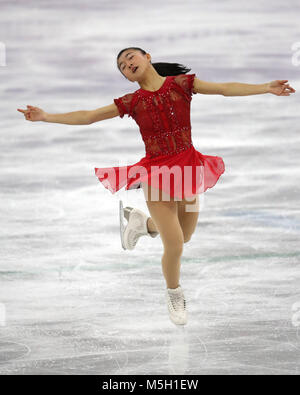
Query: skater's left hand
[{"left": 267, "top": 80, "right": 296, "bottom": 96}]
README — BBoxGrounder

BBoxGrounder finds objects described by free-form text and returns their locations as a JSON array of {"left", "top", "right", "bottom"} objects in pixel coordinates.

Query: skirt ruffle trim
[{"left": 94, "top": 145, "right": 225, "bottom": 199}]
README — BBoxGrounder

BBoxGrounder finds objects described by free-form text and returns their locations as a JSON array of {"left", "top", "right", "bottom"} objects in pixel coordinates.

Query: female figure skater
[{"left": 17, "top": 47, "right": 295, "bottom": 327}]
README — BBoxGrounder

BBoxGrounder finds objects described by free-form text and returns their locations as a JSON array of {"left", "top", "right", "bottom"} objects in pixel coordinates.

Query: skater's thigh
[
  {"left": 141, "top": 182, "right": 184, "bottom": 249},
  {"left": 141, "top": 180, "right": 175, "bottom": 203}
]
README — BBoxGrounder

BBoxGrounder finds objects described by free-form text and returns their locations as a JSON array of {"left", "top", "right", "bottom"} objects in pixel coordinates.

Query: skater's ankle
[{"left": 167, "top": 284, "right": 180, "bottom": 290}]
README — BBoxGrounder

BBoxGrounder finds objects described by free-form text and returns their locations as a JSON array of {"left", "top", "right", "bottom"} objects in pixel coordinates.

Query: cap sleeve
[
  {"left": 113, "top": 92, "right": 135, "bottom": 118},
  {"left": 173, "top": 73, "right": 196, "bottom": 98}
]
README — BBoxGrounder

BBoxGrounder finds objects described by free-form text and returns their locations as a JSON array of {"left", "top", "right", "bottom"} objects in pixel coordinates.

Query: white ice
[{"left": 0, "top": 0, "right": 300, "bottom": 375}]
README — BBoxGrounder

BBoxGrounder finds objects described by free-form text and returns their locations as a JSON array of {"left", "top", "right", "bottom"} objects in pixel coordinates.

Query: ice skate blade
[{"left": 119, "top": 200, "right": 126, "bottom": 250}]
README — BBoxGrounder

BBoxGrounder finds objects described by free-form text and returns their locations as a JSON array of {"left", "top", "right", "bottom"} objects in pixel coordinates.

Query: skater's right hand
[{"left": 17, "top": 105, "right": 47, "bottom": 122}]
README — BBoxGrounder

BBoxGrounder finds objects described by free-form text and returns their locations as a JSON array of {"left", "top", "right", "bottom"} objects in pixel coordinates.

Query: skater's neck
[{"left": 138, "top": 69, "right": 166, "bottom": 92}]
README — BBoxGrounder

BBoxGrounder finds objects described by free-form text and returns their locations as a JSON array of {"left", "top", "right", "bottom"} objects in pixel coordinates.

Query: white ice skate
[
  {"left": 119, "top": 200, "right": 159, "bottom": 250},
  {"left": 166, "top": 284, "right": 188, "bottom": 326}
]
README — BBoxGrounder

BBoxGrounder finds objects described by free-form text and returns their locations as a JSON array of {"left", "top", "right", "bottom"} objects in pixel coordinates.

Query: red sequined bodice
[{"left": 113, "top": 73, "right": 196, "bottom": 159}]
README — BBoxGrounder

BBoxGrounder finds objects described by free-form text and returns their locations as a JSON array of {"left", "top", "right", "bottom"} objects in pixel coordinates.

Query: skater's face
[{"left": 118, "top": 49, "right": 151, "bottom": 81}]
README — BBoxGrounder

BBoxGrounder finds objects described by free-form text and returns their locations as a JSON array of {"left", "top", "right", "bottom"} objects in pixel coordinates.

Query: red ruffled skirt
[{"left": 94, "top": 145, "right": 225, "bottom": 200}]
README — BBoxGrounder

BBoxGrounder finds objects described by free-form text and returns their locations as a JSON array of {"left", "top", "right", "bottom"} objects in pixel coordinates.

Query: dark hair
[{"left": 116, "top": 47, "right": 192, "bottom": 77}]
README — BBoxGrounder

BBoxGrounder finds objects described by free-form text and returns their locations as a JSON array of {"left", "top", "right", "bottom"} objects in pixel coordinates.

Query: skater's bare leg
[
  {"left": 143, "top": 186, "right": 199, "bottom": 242},
  {"left": 142, "top": 182, "right": 184, "bottom": 289},
  {"left": 177, "top": 194, "right": 200, "bottom": 243}
]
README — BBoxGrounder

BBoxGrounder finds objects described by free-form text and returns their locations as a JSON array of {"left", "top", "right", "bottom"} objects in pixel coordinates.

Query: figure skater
[{"left": 17, "top": 47, "right": 296, "bottom": 327}]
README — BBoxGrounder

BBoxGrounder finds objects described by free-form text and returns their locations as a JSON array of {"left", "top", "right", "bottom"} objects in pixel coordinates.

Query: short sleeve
[
  {"left": 173, "top": 73, "right": 196, "bottom": 98},
  {"left": 113, "top": 92, "right": 135, "bottom": 118}
]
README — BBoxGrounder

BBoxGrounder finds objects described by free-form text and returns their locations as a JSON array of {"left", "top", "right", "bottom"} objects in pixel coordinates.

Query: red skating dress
[{"left": 94, "top": 73, "right": 225, "bottom": 200}]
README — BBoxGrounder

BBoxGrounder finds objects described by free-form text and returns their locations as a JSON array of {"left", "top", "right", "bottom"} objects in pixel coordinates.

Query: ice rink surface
[{"left": 0, "top": 0, "right": 300, "bottom": 375}]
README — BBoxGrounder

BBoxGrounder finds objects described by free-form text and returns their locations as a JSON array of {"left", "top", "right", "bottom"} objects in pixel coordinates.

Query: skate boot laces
[{"left": 169, "top": 289, "right": 186, "bottom": 312}]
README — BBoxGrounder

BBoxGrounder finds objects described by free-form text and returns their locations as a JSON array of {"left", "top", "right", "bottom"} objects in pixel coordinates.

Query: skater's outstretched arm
[
  {"left": 193, "top": 77, "right": 296, "bottom": 97},
  {"left": 17, "top": 103, "right": 120, "bottom": 124},
  {"left": 222, "top": 79, "right": 296, "bottom": 96},
  {"left": 86, "top": 103, "right": 120, "bottom": 123},
  {"left": 192, "top": 78, "right": 228, "bottom": 95}
]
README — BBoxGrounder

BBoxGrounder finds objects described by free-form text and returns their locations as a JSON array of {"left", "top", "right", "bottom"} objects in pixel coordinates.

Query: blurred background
[{"left": 0, "top": 0, "right": 300, "bottom": 374}]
